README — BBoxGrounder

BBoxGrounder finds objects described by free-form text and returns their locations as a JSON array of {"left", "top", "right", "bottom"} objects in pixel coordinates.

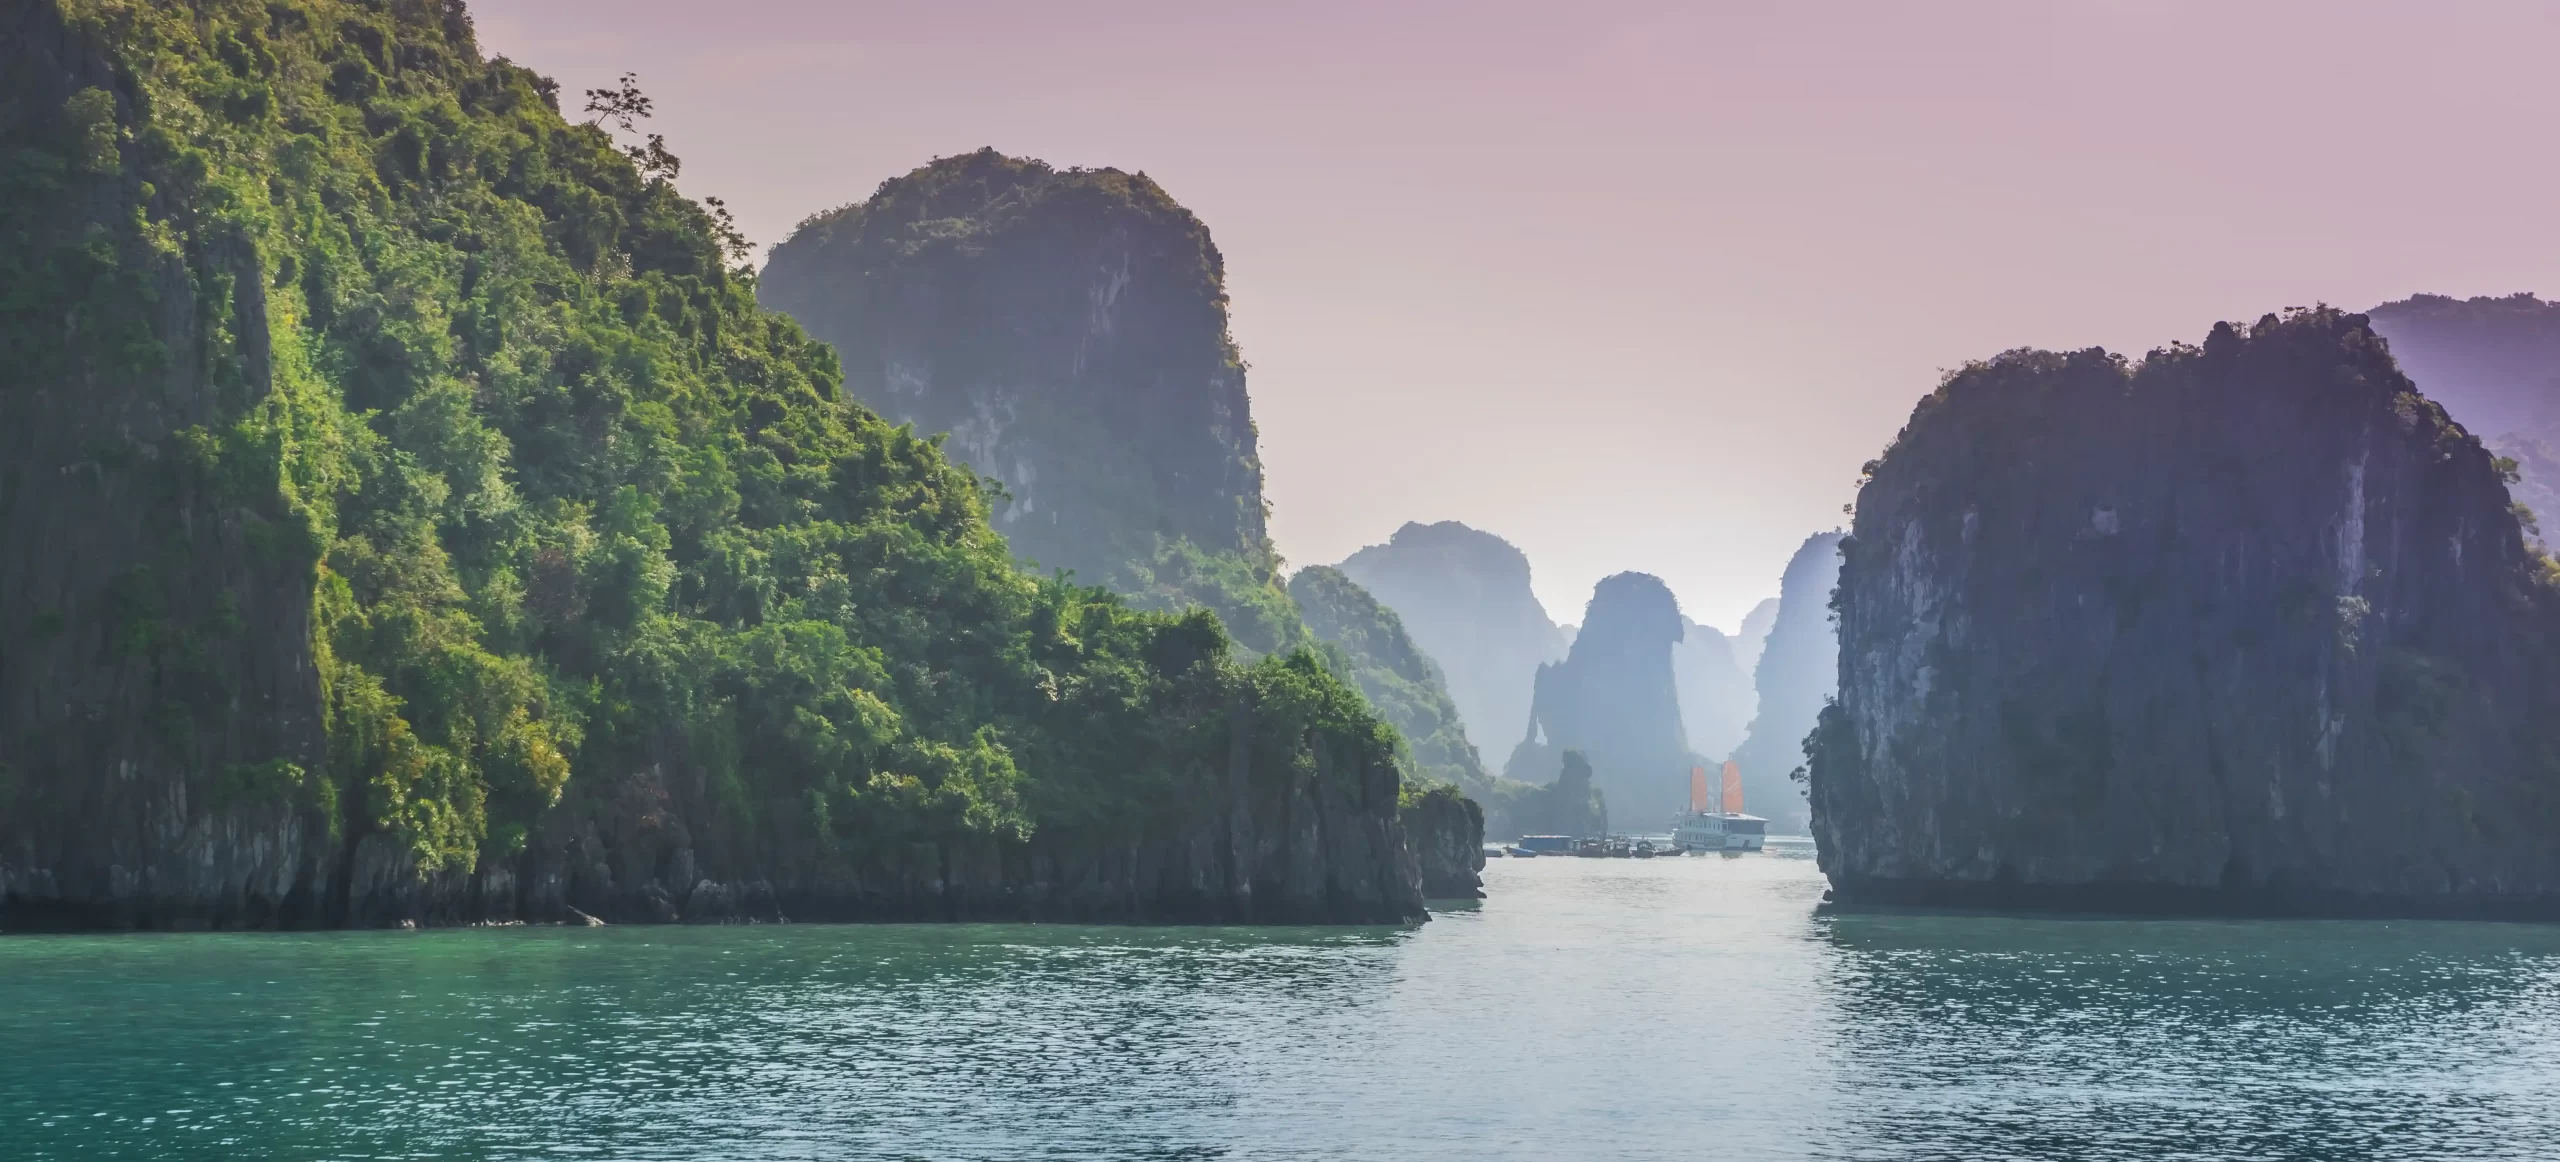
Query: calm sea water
[{"left": 10, "top": 850, "right": 2560, "bottom": 1160}]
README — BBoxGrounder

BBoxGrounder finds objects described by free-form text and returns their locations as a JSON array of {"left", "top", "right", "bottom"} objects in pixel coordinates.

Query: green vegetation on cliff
[
  {"left": 1287, "top": 565, "right": 1484, "bottom": 792},
  {"left": 0, "top": 0, "right": 1400, "bottom": 904},
  {"left": 750, "top": 146, "right": 1489, "bottom": 862}
]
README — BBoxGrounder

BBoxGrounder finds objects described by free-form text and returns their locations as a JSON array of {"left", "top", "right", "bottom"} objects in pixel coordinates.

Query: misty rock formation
[
  {"left": 1505, "top": 573, "right": 1695, "bottom": 827},
  {"left": 1733, "top": 598, "right": 1781, "bottom": 674},
  {"left": 1334, "top": 521, "right": 1569, "bottom": 753},
  {"left": 1811, "top": 308, "right": 2560, "bottom": 917},
  {"left": 2367, "top": 293, "right": 2560, "bottom": 536},
  {"left": 1288, "top": 566, "right": 1486, "bottom": 792},
  {"left": 1674, "top": 618, "right": 1757, "bottom": 762},
  {"left": 1725, "top": 533, "right": 1843, "bottom": 834},
  {"left": 1486, "top": 750, "right": 1608, "bottom": 841},
  {"left": 760, "top": 149, "right": 1302, "bottom": 650}
]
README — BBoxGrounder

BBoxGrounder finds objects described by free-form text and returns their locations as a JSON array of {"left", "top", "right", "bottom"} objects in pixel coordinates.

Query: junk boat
[{"left": 1670, "top": 761, "right": 1767, "bottom": 853}]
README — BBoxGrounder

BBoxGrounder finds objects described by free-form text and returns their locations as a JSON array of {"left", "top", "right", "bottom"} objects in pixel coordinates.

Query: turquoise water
[{"left": 10, "top": 852, "right": 2560, "bottom": 1159}]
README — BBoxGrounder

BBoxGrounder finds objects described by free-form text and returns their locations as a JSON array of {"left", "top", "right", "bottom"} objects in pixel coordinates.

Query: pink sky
[{"left": 475, "top": 0, "right": 2559, "bottom": 629}]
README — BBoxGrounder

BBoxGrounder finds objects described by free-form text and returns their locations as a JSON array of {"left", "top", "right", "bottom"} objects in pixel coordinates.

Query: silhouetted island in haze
[
  {"left": 1507, "top": 573, "right": 1698, "bottom": 830},
  {"left": 1726, "top": 532, "right": 1843, "bottom": 836},
  {"left": 2369, "top": 293, "right": 2560, "bottom": 540},
  {"left": 1335, "top": 520, "right": 1571, "bottom": 758}
]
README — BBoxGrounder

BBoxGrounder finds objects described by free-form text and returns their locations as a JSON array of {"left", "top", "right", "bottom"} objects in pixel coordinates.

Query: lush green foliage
[
  {"left": 1120, "top": 537, "right": 1308, "bottom": 658},
  {"left": 6, "top": 0, "right": 1394, "bottom": 878}
]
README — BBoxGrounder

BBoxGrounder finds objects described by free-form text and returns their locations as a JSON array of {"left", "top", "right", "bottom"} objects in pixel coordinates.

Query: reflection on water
[
  {"left": 1811, "top": 910, "right": 2560, "bottom": 1161},
  {"left": 6, "top": 856, "right": 2560, "bottom": 1159}
]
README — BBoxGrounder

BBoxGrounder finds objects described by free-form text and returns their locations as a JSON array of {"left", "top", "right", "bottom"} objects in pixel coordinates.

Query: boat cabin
[{"left": 1671, "top": 811, "right": 1767, "bottom": 853}]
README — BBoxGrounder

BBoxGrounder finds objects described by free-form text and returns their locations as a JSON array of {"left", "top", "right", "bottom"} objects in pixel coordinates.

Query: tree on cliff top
[{"left": 2367, "top": 293, "right": 2560, "bottom": 548}]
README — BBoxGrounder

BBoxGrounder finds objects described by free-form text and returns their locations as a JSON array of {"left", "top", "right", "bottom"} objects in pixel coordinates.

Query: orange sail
[
  {"left": 1689, "top": 766, "right": 1709, "bottom": 813},
  {"left": 1721, "top": 760, "right": 1744, "bottom": 814}
]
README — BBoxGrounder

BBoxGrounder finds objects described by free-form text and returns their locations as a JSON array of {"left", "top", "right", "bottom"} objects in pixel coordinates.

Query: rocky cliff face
[
  {"left": 2367, "top": 293, "right": 2560, "bottom": 537},
  {"left": 1505, "top": 573, "right": 1695, "bottom": 828},
  {"left": 1810, "top": 309, "right": 2560, "bottom": 917},
  {"left": 758, "top": 150, "right": 1290, "bottom": 641},
  {"left": 10, "top": 639, "right": 1431, "bottom": 929},
  {"left": 1, "top": 0, "right": 334, "bottom": 929},
  {"left": 1399, "top": 784, "right": 1486, "bottom": 898},
  {"left": 1726, "top": 533, "right": 1842, "bottom": 834},
  {"left": 1334, "top": 521, "right": 1568, "bottom": 751},
  {"left": 1674, "top": 618, "right": 1755, "bottom": 762},
  {"left": 37, "top": 685, "right": 1429, "bottom": 929},
  {"left": 0, "top": 0, "right": 1430, "bottom": 930}
]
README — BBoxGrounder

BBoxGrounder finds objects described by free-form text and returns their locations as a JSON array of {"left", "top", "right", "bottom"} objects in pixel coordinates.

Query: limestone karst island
[{"left": 8, "top": 1, "right": 2560, "bottom": 1157}]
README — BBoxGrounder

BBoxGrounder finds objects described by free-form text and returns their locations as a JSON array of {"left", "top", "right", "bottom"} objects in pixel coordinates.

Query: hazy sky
[{"left": 475, "top": 0, "right": 2558, "bottom": 630}]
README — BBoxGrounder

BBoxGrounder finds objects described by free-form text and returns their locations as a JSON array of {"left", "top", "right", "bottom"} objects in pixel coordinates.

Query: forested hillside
[{"left": 0, "top": 0, "right": 1430, "bottom": 927}]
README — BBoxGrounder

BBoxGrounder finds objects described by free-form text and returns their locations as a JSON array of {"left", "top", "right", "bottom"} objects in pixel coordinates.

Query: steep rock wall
[
  {"left": 13, "top": 695, "right": 1427, "bottom": 929},
  {"left": 0, "top": 0, "right": 333, "bottom": 929},
  {"left": 1399, "top": 784, "right": 1486, "bottom": 899},
  {"left": 1810, "top": 309, "right": 2560, "bottom": 917},
  {"left": 758, "top": 151, "right": 1274, "bottom": 617}
]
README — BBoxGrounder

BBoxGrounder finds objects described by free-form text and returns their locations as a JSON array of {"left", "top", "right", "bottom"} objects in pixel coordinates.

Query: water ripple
[{"left": 6, "top": 858, "right": 2559, "bottom": 1159}]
